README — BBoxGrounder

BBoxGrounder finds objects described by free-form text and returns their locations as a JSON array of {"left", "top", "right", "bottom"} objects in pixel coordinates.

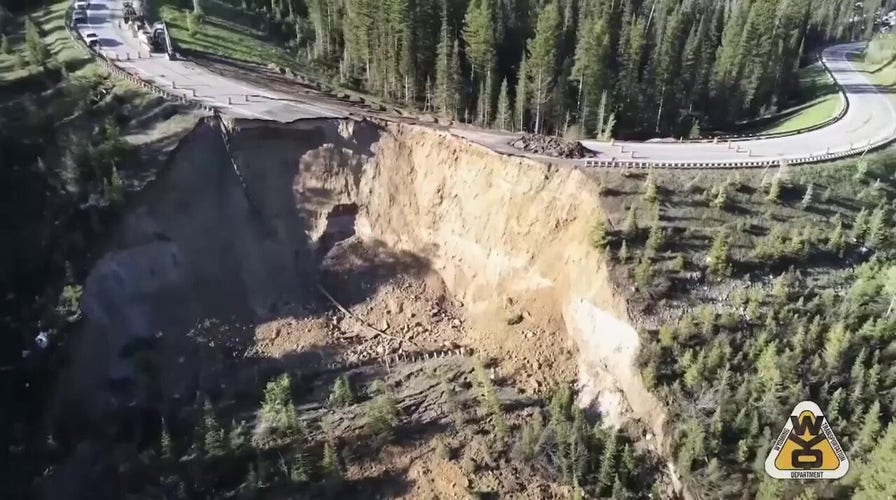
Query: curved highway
[{"left": 75, "top": 3, "right": 896, "bottom": 166}]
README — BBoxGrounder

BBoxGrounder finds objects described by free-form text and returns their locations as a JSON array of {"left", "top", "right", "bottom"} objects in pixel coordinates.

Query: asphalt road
[
  {"left": 73, "top": 3, "right": 896, "bottom": 166},
  {"left": 75, "top": 0, "right": 348, "bottom": 121}
]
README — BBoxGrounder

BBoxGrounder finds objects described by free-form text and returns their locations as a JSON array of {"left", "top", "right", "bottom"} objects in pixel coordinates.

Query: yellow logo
[{"left": 765, "top": 401, "right": 849, "bottom": 479}]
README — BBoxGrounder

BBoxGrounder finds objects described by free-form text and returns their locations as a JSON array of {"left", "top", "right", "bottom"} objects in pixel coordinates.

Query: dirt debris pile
[{"left": 509, "top": 133, "right": 593, "bottom": 158}]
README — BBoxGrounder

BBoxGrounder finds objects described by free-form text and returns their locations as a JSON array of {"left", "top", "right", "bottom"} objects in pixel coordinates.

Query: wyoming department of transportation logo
[{"left": 765, "top": 401, "right": 849, "bottom": 480}]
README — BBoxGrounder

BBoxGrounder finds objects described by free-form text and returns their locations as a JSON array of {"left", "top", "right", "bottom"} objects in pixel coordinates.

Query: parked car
[{"left": 82, "top": 30, "right": 99, "bottom": 48}]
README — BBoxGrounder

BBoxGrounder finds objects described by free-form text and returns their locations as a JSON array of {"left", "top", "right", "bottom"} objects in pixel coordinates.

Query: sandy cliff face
[{"left": 352, "top": 123, "right": 665, "bottom": 438}]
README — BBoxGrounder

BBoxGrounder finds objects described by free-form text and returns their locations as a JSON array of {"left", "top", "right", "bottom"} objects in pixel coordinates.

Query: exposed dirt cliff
[{"left": 54, "top": 116, "right": 671, "bottom": 497}]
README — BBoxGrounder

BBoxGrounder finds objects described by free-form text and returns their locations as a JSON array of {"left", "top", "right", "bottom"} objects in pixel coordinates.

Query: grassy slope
[
  {"left": 157, "top": 0, "right": 301, "bottom": 70},
  {"left": 754, "top": 62, "right": 842, "bottom": 134},
  {"left": 595, "top": 152, "right": 896, "bottom": 498},
  {"left": 0, "top": 0, "right": 90, "bottom": 80},
  {"left": 851, "top": 35, "right": 896, "bottom": 101}
]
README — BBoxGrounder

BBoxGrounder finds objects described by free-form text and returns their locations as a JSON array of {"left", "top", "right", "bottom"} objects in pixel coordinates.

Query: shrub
[
  {"left": 590, "top": 219, "right": 609, "bottom": 249},
  {"left": 366, "top": 381, "right": 399, "bottom": 443},
  {"left": 55, "top": 284, "right": 83, "bottom": 319}
]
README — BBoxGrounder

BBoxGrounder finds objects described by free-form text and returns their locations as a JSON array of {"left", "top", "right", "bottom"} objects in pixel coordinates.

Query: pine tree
[
  {"left": 828, "top": 216, "right": 846, "bottom": 255},
  {"left": 329, "top": 374, "right": 355, "bottom": 407},
  {"left": 475, "top": 362, "right": 507, "bottom": 442},
  {"left": 515, "top": 411, "right": 543, "bottom": 462},
  {"left": 107, "top": 166, "right": 124, "bottom": 205},
  {"left": 854, "top": 400, "right": 882, "bottom": 455},
  {"left": 290, "top": 443, "right": 311, "bottom": 482},
  {"left": 707, "top": 228, "right": 731, "bottom": 277},
  {"left": 618, "top": 240, "right": 629, "bottom": 263},
  {"left": 434, "top": 5, "right": 455, "bottom": 118},
  {"left": 652, "top": 6, "right": 684, "bottom": 133},
  {"left": 229, "top": 420, "right": 250, "bottom": 453},
  {"left": 885, "top": 266, "right": 896, "bottom": 318},
  {"left": 571, "top": 13, "right": 609, "bottom": 134},
  {"left": 801, "top": 183, "right": 814, "bottom": 208},
  {"left": 24, "top": 18, "right": 49, "bottom": 67},
  {"left": 766, "top": 173, "right": 782, "bottom": 203},
  {"left": 516, "top": 51, "right": 530, "bottom": 131},
  {"left": 643, "top": 171, "right": 658, "bottom": 202},
  {"left": 321, "top": 441, "right": 342, "bottom": 480},
  {"left": 635, "top": 256, "right": 653, "bottom": 287},
  {"left": 367, "top": 382, "right": 400, "bottom": 442},
  {"left": 202, "top": 398, "right": 227, "bottom": 455},
  {"left": 463, "top": 0, "right": 498, "bottom": 81},
  {"left": 866, "top": 205, "right": 888, "bottom": 248},
  {"left": 526, "top": 0, "right": 561, "bottom": 134},
  {"left": 646, "top": 218, "right": 664, "bottom": 256},
  {"left": 622, "top": 205, "right": 638, "bottom": 237},
  {"left": 160, "top": 420, "right": 173, "bottom": 459},
  {"left": 597, "top": 430, "right": 618, "bottom": 492},
  {"left": 854, "top": 424, "right": 896, "bottom": 499},
  {"left": 495, "top": 78, "right": 512, "bottom": 130},
  {"left": 853, "top": 208, "right": 869, "bottom": 241},
  {"left": 590, "top": 219, "right": 609, "bottom": 249}
]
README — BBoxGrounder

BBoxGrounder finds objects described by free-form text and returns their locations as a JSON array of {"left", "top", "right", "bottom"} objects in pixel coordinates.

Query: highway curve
[{"left": 75, "top": 2, "right": 896, "bottom": 167}]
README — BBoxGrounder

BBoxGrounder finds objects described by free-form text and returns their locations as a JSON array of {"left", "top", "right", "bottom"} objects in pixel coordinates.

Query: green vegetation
[
  {"left": 851, "top": 34, "right": 896, "bottom": 101},
  {"left": 0, "top": 2, "right": 195, "bottom": 495},
  {"left": 154, "top": 0, "right": 858, "bottom": 138},
  {"left": 0, "top": 0, "right": 92, "bottom": 82},
  {"left": 156, "top": 0, "right": 304, "bottom": 71},
  {"left": 594, "top": 150, "right": 896, "bottom": 497},
  {"left": 756, "top": 63, "right": 843, "bottom": 134}
]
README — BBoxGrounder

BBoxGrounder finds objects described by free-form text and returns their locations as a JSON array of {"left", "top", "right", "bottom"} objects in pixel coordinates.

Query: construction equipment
[
  {"left": 122, "top": 0, "right": 144, "bottom": 24},
  {"left": 136, "top": 21, "right": 167, "bottom": 53}
]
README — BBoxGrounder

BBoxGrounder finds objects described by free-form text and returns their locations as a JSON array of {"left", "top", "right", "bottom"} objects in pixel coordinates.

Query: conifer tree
[
  {"left": 597, "top": 430, "right": 618, "bottom": 491},
  {"left": 527, "top": 0, "right": 561, "bottom": 134},
  {"left": 24, "top": 18, "right": 49, "bottom": 67},
  {"left": 516, "top": 51, "right": 530, "bottom": 131},
  {"left": 495, "top": 78, "right": 512, "bottom": 130},
  {"left": 463, "top": 0, "right": 498, "bottom": 81},
  {"left": 320, "top": 441, "right": 341, "bottom": 480},
  {"left": 708, "top": 228, "right": 731, "bottom": 277},
  {"left": 329, "top": 374, "right": 355, "bottom": 407},
  {"left": 618, "top": 240, "right": 629, "bottom": 263},
  {"left": 202, "top": 398, "right": 227, "bottom": 456},
  {"left": 854, "top": 424, "right": 896, "bottom": 499},
  {"left": 434, "top": 7, "right": 455, "bottom": 118},
  {"left": 801, "top": 183, "right": 814, "bottom": 208},
  {"left": 571, "top": 13, "right": 608, "bottom": 134},
  {"left": 160, "top": 420, "right": 173, "bottom": 459},
  {"left": 590, "top": 219, "right": 609, "bottom": 250}
]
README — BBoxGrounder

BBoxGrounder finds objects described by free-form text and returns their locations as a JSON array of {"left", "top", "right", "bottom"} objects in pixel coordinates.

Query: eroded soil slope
[{"left": 51, "top": 116, "right": 668, "bottom": 497}]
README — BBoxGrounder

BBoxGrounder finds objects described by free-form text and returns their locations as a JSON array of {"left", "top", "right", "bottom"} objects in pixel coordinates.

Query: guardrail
[
  {"left": 582, "top": 141, "right": 880, "bottom": 169},
  {"left": 63, "top": 5, "right": 216, "bottom": 114}
]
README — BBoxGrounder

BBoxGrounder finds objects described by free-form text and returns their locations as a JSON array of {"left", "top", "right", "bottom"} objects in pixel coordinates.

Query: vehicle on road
[
  {"left": 82, "top": 30, "right": 99, "bottom": 48},
  {"left": 73, "top": 0, "right": 89, "bottom": 10},
  {"left": 122, "top": 1, "right": 142, "bottom": 24},
  {"left": 72, "top": 10, "right": 87, "bottom": 25},
  {"left": 137, "top": 22, "right": 167, "bottom": 53}
]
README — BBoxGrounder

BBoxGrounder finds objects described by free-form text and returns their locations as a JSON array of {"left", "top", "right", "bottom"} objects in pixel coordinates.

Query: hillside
[{"left": 0, "top": 1, "right": 200, "bottom": 496}]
